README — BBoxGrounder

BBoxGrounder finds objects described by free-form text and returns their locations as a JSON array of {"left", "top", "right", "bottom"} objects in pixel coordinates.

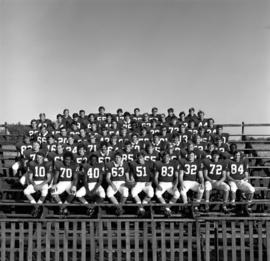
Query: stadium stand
[{"left": 0, "top": 109, "right": 270, "bottom": 261}]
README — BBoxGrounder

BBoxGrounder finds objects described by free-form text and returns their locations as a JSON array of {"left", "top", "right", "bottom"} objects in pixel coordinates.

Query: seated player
[
  {"left": 130, "top": 152, "right": 155, "bottom": 216},
  {"left": 154, "top": 151, "right": 180, "bottom": 217},
  {"left": 203, "top": 150, "right": 230, "bottom": 213},
  {"left": 12, "top": 134, "right": 32, "bottom": 176},
  {"left": 76, "top": 153, "right": 106, "bottom": 216},
  {"left": 179, "top": 151, "right": 204, "bottom": 217},
  {"left": 227, "top": 151, "right": 255, "bottom": 214},
  {"left": 106, "top": 152, "right": 131, "bottom": 215},
  {"left": 23, "top": 152, "right": 52, "bottom": 217},
  {"left": 51, "top": 152, "right": 78, "bottom": 216}
]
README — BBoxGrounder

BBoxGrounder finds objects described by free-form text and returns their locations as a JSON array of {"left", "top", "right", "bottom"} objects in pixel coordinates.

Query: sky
[{"left": 1, "top": 0, "right": 270, "bottom": 134}]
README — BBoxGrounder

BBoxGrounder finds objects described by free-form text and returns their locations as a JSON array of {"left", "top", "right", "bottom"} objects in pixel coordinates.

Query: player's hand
[
  {"left": 180, "top": 184, "right": 186, "bottom": 191},
  {"left": 33, "top": 184, "right": 40, "bottom": 191},
  {"left": 146, "top": 182, "right": 152, "bottom": 187},
  {"left": 157, "top": 184, "right": 162, "bottom": 191},
  {"left": 71, "top": 186, "right": 77, "bottom": 195},
  {"left": 51, "top": 185, "right": 57, "bottom": 193}
]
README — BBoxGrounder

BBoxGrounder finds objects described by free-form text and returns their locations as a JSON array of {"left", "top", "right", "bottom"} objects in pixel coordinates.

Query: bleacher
[{"left": 0, "top": 117, "right": 270, "bottom": 260}]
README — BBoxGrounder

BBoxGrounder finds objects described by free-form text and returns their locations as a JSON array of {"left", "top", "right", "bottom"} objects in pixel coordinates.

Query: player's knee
[
  {"left": 155, "top": 190, "right": 163, "bottom": 198},
  {"left": 106, "top": 187, "right": 115, "bottom": 198},
  {"left": 249, "top": 185, "right": 255, "bottom": 194},
  {"left": 76, "top": 188, "right": 85, "bottom": 198},
  {"left": 147, "top": 187, "right": 154, "bottom": 198},
  {"left": 131, "top": 189, "right": 139, "bottom": 198},
  {"left": 229, "top": 182, "right": 237, "bottom": 193},
  {"left": 12, "top": 162, "right": 20, "bottom": 171},
  {"left": 20, "top": 175, "right": 26, "bottom": 186},
  {"left": 120, "top": 187, "right": 129, "bottom": 198},
  {"left": 205, "top": 181, "right": 212, "bottom": 192},
  {"left": 223, "top": 183, "right": 230, "bottom": 192},
  {"left": 24, "top": 186, "right": 31, "bottom": 195},
  {"left": 98, "top": 188, "right": 106, "bottom": 199},
  {"left": 173, "top": 190, "right": 180, "bottom": 199}
]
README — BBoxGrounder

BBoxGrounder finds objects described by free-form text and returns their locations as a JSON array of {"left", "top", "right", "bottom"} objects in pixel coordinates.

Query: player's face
[
  {"left": 173, "top": 136, "right": 179, "bottom": 143},
  {"left": 180, "top": 125, "right": 185, "bottom": 133},
  {"left": 80, "top": 129, "right": 86, "bottom": 136},
  {"left": 80, "top": 111, "right": 85, "bottom": 118},
  {"left": 190, "top": 121, "right": 195, "bottom": 128},
  {"left": 78, "top": 147, "right": 85, "bottom": 156},
  {"left": 138, "top": 155, "right": 145, "bottom": 164},
  {"left": 72, "top": 124, "right": 78, "bottom": 130},
  {"left": 36, "top": 155, "right": 44, "bottom": 164},
  {"left": 115, "top": 155, "right": 122, "bottom": 165},
  {"left": 101, "top": 145, "right": 107, "bottom": 153},
  {"left": 147, "top": 146, "right": 154, "bottom": 154},
  {"left": 64, "top": 109, "right": 69, "bottom": 117},
  {"left": 188, "top": 153, "right": 195, "bottom": 162},
  {"left": 235, "top": 152, "right": 241, "bottom": 162},
  {"left": 112, "top": 121, "right": 117, "bottom": 129},
  {"left": 179, "top": 114, "right": 185, "bottom": 120},
  {"left": 90, "top": 156, "right": 98, "bottom": 165},
  {"left": 134, "top": 110, "right": 140, "bottom": 116},
  {"left": 48, "top": 137, "right": 55, "bottom": 144},
  {"left": 213, "top": 154, "right": 219, "bottom": 162},
  {"left": 61, "top": 129, "right": 67, "bottom": 136},
  {"left": 57, "top": 145, "right": 63, "bottom": 154},
  {"left": 208, "top": 144, "right": 215, "bottom": 152},
  {"left": 121, "top": 129, "right": 127, "bottom": 136},
  {"left": 89, "top": 114, "right": 95, "bottom": 122},
  {"left": 57, "top": 116, "right": 62, "bottom": 123},
  {"left": 153, "top": 135, "right": 159, "bottom": 143},
  {"left": 41, "top": 127, "right": 47, "bottom": 134},
  {"left": 188, "top": 143, "right": 194, "bottom": 151},
  {"left": 125, "top": 144, "right": 132, "bottom": 152},
  {"left": 68, "top": 137, "right": 74, "bottom": 144},
  {"left": 196, "top": 136, "right": 201, "bottom": 144},
  {"left": 31, "top": 121, "right": 37, "bottom": 128},
  {"left": 24, "top": 137, "right": 31, "bottom": 144},
  {"left": 143, "top": 114, "right": 149, "bottom": 121},
  {"left": 132, "top": 135, "right": 138, "bottom": 143},
  {"left": 209, "top": 120, "right": 214, "bottom": 127},
  {"left": 163, "top": 154, "right": 170, "bottom": 163},
  {"left": 92, "top": 124, "right": 97, "bottom": 131},
  {"left": 160, "top": 114, "right": 166, "bottom": 122},
  {"left": 40, "top": 114, "right": 46, "bottom": 121},
  {"left": 64, "top": 157, "right": 72, "bottom": 166},
  {"left": 217, "top": 139, "right": 222, "bottom": 146},
  {"left": 33, "top": 142, "right": 40, "bottom": 152},
  {"left": 217, "top": 127, "right": 223, "bottom": 134}
]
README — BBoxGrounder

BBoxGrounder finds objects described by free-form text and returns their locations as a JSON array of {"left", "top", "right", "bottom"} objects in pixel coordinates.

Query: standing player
[
  {"left": 130, "top": 152, "right": 155, "bottom": 216},
  {"left": 106, "top": 152, "right": 131, "bottom": 215},
  {"left": 203, "top": 150, "right": 230, "bottom": 213},
  {"left": 23, "top": 152, "right": 52, "bottom": 217},
  {"left": 154, "top": 151, "right": 180, "bottom": 217},
  {"left": 51, "top": 152, "right": 78, "bottom": 216},
  {"left": 227, "top": 151, "right": 255, "bottom": 213},
  {"left": 179, "top": 151, "right": 204, "bottom": 217},
  {"left": 76, "top": 154, "right": 106, "bottom": 216}
]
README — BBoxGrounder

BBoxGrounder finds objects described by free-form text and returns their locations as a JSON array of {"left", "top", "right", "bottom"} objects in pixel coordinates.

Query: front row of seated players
[{"left": 23, "top": 149, "right": 255, "bottom": 218}]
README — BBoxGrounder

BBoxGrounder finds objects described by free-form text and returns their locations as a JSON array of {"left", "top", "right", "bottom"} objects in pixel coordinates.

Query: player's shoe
[
  {"left": 221, "top": 205, "right": 229, "bottom": 214},
  {"left": 87, "top": 207, "right": 95, "bottom": 217},
  {"left": 32, "top": 206, "right": 42, "bottom": 218},
  {"left": 164, "top": 208, "right": 172, "bottom": 218},
  {"left": 60, "top": 207, "right": 69, "bottom": 218},
  {"left": 116, "top": 206, "right": 124, "bottom": 216},
  {"left": 137, "top": 207, "right": 146, "bottom": 217},
  {"left": 205, "top": 203, "right": 210, "bottom": 213}
]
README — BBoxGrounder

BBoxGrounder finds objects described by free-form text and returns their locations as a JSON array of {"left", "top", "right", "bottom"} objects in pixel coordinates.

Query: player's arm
[
  {"left": 179, "top": 169, "right": 185, "bottom": 190},
  {"left": 218, "top": 170, "right": 227, "bottom": 184},
  {"left": 92, "top": 170, "right": 104, "bottom": 193},
  {"left": 173, "top": 169, "right": 179, "bottom": 191},
  {"left": 198, "top": 170, "right": 204, "bottom": 188},
  {"left": 106, "top": 166, "right": 117, "bottom": 191},
  {"left": 52, "top": 168, "right": 60, "bottom": 185},
  {"left": 154, "top": 169, "right": 162, "bottom": 190},
  {"left": 203, "top": 168, "right": 213, "bottom": 183}
]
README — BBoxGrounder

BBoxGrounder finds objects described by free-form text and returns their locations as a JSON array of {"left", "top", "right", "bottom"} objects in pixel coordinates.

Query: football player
[
  {"left": 185, "top": 107, "right": 199, "bottom": 125},
  {"left": 76, "top": 153, "right": 106, "bottom": 216},
  {"left": 51, "top": 152, "right": 78, "bottom": 216},
  {"left": 179, "top": 151, "right": 204, "bottom": 216},
  {"left": 23, "top": 151, "right": 52, "bottom": 217},
  {"left": 130, "top": 152, "right": 154, "bottom": 216},
  {"left": 204, "top": 150, "right": 230, "bottom": 213},
  {"left": 154, "top": 151, "right": 180, "bottom": 217},
  {"left": 106, "top": 152, "right": 131, "bottom": 215},
  {"left": 12, "top": 134, "right": 32, "bottom": 176},
  {"left": 227, "top": 151, "right": 255, "bottom": 213}
]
